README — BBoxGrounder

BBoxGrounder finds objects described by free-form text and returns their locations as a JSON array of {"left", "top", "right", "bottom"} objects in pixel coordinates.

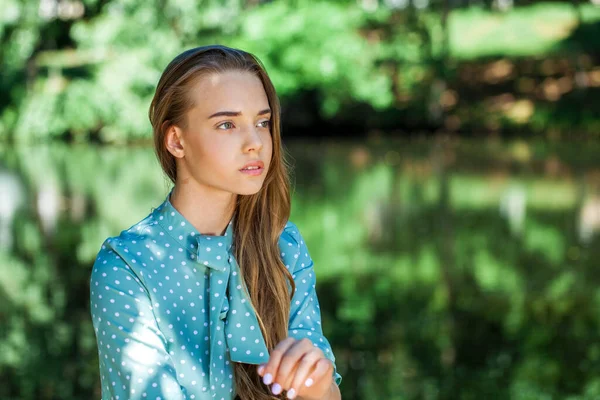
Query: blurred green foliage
[
  {"left": 1, "top": 0, "right": 599, "bottom": 143},
  {"left": 1, "top": 139, "right": 600, "bottom": 399}
]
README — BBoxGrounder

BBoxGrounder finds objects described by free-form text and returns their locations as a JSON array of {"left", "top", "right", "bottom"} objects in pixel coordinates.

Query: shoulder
[
  {"left": 279, "top": 220, "right": 304, "bottom": 249},
  {"left": 278, "top": 221, "right": 313, "bottom": 272},
  {"left": 91, "top": 213, "right": 157, "bottom": 282}
]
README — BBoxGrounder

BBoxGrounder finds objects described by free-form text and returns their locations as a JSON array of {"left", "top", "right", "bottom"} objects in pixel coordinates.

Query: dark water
[{"left": 0, "top": 138, "right": 599, "bottom": 400}]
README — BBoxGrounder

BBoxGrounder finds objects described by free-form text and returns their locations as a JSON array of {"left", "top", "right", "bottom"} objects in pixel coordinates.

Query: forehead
[{"left": 189, "top": 70, "right": 269, "bottom": 112}]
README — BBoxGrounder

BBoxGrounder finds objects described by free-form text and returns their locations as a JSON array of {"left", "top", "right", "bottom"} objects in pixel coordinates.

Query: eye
[
  {"left": 217, "top": 121, "right": 234, "bottom": 130},
  {"left": 257, "top": 120, "right": 270, "bottom": 128}
]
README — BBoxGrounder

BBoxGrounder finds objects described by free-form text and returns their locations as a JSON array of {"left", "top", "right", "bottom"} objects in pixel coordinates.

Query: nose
[{"left": 243, "top": 126, "right": 264, "bottom": 153}]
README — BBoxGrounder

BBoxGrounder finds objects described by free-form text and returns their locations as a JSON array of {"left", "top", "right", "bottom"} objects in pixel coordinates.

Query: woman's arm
[
  {"left": 90, "top": 243, "right": 186, "bottom": 400},
  {"left": 286, "top": 224, "right": 342, "bottom": 387},
  {"left": 256, "top": 224, "right": 343, "bottom": 399}
]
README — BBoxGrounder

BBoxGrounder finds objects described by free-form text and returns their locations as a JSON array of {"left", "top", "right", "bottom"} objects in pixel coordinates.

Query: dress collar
[{"left": 152, "top": 190, "right": 234, "bottom": 271}]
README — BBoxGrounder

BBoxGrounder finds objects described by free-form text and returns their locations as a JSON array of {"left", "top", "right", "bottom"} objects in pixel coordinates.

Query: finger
[
  {"left": 272, "top": 338, "right": 314, "bottom": 388},
  {"left": 302, "top": 358, "right": 333, "bottom": 392},
  {"left": 258, "top": 337, "right": 296, "bottom": 386},
  {"left": 285, "top": 351, "right": 322, "bottom": 399}
]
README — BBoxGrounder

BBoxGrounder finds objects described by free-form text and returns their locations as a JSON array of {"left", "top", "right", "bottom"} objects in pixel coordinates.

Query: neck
[{"left": 169, "top": 181, "right": 237, "bottom": 236}]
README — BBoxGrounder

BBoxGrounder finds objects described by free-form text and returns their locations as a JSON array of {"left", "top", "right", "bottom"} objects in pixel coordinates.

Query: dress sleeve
[
  {"left": 284, "top": 223, "right": 342, "bottom": 387},
  {"left": 90, "top": 241, "right": 186, "bottom": 400}
]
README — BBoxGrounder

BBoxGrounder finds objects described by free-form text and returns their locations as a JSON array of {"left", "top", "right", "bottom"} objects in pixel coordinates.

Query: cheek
[
  {"left": 192, "top": 134, "right": 223, "bottom": 156},
  {"left": 264, "top": 133, "right": 274, "bottom": 159}
]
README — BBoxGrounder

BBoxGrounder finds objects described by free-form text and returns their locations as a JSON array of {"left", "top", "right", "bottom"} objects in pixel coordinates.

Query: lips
[
  {"left": 239, "top": 160, "right": 265, "bottom": 176},
  {"left": 239, "top": 160, "right": 264, "bottom": 171}
]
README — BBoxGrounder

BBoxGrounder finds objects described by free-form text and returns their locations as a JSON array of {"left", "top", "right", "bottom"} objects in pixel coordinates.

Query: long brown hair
[{"left": 148, "top": 45, "right": 294, "bottom": 399}]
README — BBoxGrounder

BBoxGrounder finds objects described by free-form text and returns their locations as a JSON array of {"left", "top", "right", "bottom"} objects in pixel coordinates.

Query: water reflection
[
  {"left": 579, "top": 195, "right": 600, "bottom": 244},
  {"left": 499, "top": 184, "right": 527, "bottom": 236},
  {"left": 0, "top": 140, "right": 599, "bottom": 399},
  {"left": 37, "top": 182, "right": 61, "bottom": 236},
  {"left": 0, "top": 169, "right": 24, "bottom": 249}
]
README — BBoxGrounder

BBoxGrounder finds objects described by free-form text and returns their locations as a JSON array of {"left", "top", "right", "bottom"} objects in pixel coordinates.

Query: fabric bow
[{"left": 194, "top": 223, "right": 270, "bottom": 396}]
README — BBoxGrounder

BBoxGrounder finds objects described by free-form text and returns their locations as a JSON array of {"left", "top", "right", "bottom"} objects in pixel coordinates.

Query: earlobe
[{"left": 165, "top": 125, "right": 185, "bottom": 158}]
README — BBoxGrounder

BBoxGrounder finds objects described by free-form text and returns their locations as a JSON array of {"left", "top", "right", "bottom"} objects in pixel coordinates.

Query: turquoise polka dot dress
[{"left": 90, "top": 191, "right": 342, "bottom": 399}]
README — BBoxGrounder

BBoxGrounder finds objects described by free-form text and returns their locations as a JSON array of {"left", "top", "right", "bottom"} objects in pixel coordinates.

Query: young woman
[{"left": 89, "top": 45, "right": 342, "bottom": 400}]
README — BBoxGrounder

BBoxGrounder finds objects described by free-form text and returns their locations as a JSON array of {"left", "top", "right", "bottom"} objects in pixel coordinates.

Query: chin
[{"left": 236, "top": 184, "right": 265, "bottom": 196}]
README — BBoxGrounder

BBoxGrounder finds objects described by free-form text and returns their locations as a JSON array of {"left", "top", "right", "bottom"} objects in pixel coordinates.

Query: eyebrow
[{"left": 208, "top": 108, "right": 271, "bottom": 119}]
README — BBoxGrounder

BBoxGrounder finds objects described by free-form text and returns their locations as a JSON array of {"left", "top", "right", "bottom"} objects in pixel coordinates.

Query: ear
[{"left": 164, "top": 123, "right": 185, "bottom": 159}]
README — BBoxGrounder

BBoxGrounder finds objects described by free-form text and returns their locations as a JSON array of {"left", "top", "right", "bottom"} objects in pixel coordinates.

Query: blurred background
[{"left": 1, "top": 0, "right": 599, "bottom": 399}]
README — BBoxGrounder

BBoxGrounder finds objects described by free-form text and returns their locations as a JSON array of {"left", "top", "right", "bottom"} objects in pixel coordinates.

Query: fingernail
[
  {"left": 263, "top": 373, "right": 273, "bottom": 385},
  {"left": 257, "top": 364, "right": 265, "bottom": 375},
  {"left": 305, "top": 378, "right": 314, "bottom": 387},
  {"left": 287, "top": 388, "right": 297, "bottom": 399},
  {"left": 271, "top": 383, "right": 282, "bottom": 395}
]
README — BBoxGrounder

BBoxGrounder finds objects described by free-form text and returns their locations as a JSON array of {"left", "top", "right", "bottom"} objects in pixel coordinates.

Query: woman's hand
[{"left": 257, "top": 337, "right": 335, "bottom": 400}]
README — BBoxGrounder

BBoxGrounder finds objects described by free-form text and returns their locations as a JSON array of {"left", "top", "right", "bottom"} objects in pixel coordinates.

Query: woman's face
[{"left": 168, "top": 70, "right": 273, "bottom": 196}]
